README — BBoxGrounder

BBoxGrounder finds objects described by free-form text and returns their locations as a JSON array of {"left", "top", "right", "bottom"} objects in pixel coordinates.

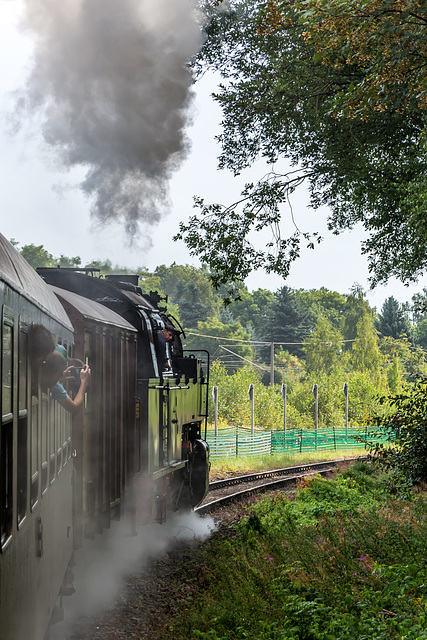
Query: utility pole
[{"left": 270, "top": 341, "right": 274, "bottom": 386}]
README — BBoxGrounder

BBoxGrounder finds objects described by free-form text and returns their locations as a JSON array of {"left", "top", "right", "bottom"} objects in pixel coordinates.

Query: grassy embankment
[{"left": 160, "top": 458, "right": 427, "bottom": 640}]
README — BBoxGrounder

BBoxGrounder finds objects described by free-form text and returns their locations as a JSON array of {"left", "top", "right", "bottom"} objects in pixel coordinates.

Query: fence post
[
  {"left": 312, "top": 384, "right": 318, "bottom": 429},
  {"left": 248, "top": 383, "right": 255, "bottom": 434},
  {"left": 333, "top": 425, "right": 336, "bottom": 450},
  {"left": 300, "top": 428, "right": 303, "bottom": 453},
  {"left": 236, "top": 425, "right": 239, "bottom": 457},
  {"left": 281, "top": 383, "right": 287, "bottom": 435},
  {"left": 212, "top": 386, "right": 219, "bottom": 437},
  {"left": 312, "top": 384, "right": 318, "bottom": 450},
  {"left": 343, "top": 382, "right": 349, "bottom": 437}
]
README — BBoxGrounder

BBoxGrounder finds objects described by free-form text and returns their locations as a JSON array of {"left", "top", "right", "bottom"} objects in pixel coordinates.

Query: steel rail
[{"left": 208, "top": 458, "right": 359, "bottom": 490}]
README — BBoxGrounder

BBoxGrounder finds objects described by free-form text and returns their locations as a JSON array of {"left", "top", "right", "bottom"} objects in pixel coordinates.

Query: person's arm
[{"left": 59, "top": 366, "right": 91, "bottom": 415}]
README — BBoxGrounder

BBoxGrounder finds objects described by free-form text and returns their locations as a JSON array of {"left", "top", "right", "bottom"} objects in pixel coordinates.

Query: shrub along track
[{"left": 50, "top": 458, "right": 358, "bottom": 640}]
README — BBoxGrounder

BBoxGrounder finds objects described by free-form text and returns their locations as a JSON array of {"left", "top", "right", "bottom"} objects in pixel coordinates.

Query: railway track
[{"left": 195, "top": 457, "right": 363, "bottom": 515}]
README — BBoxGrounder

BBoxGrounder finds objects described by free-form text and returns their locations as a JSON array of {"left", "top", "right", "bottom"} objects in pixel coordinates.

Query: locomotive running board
[{"left": 152, "top": 460, "right": 187, "bottom": 480}]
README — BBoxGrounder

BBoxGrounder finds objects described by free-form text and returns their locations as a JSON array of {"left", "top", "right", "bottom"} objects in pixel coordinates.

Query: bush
[{"left": 371, "top": 377, "right": 427, "bottom": 487}]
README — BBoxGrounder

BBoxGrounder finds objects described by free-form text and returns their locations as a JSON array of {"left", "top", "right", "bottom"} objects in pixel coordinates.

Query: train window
[
  {"left": 17, "top": 328, "right": 28, "bottom": 525},
  {"left": 17, "top": 416, "right": 28, "bottom": 526},
  {"left": 63, "top": 409, "right": 71, "bottom": 463},
  {"left": 77, "top": 336, "right": 90, "bottom": 413},
  {"left": 18, "top": 327, "right": 28, "bottom": 412},
  {"left": 56, "top": 340, "right": 69, "bottom": 360},
  {"left": 139, "top": 310, "right": 159, "bottom": 377},
  {"left": 0, "top": 421, "right": 13, "bottom": 550},
  {"left": 1, "top": 315, "right": 14, "bottom": 549},
  {"left": 41, "top": 394, "right": 48, "bottom": 494},
  {"left": 30, "top": 396, "right": 39, "bottom": 509},
  {"left": 55, "top": 401, "right": 63, "bottom": 474},
  {"left": 57, "top": 400, "right": 63, "bottom": 471},
  {"left": 49, "top": 397, "right": 56, "bottom": 483},
  {"left": 2, "top": 321, "right": 13, "bottom": 419},
  {"left": 84, "top": 352, "right": 89, "bottom": 411}
]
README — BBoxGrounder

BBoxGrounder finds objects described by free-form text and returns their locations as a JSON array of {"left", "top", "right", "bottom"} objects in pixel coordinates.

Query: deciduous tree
[
  {"left": 177, "top": 1, "right": 427, "bottom": 292},
  {"left": 152, "top": 264, "right": 222, "bottom": 328},
  {"left": 184, "top": 317, "right": 253, "bottom": 372},
  {"left": 296, "top": 0, "right": 427, "bottom": 115},
  {"left": 303, "top": 316, "right": 343, "bottom": 376},
  {"left": 14, "top": 242, "right": 55, "bottom": 270},
  {"left": 349, "top": 312, "right": 382, "bottom": 375}
]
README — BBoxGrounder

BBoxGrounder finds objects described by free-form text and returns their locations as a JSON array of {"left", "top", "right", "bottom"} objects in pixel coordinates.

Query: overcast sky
[{"left": 0, "top": 0, "right": 426, "bottom": 313}]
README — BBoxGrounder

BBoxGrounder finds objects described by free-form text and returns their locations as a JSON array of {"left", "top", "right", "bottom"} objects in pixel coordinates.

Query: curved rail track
[{"left": 195, "top": 457, "right": 363, "bottom": 515}]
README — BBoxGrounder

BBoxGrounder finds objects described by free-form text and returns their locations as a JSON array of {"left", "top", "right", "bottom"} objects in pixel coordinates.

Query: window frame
[{"left": 1, "top": 309, "right": 14, "bottom": 551}]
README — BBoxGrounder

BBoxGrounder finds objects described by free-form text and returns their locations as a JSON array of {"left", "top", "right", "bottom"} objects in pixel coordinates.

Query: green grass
[
  {"left": 210, "top": 448, "right": 368, "bottom": 478},
  {"left": 158, "top": 461, "right": 427, "bottom": 640}
]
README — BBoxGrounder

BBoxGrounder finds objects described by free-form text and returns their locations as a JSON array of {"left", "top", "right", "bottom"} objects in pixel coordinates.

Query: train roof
[
  {"left": 0, "top": 234, "right": 73, "bottom": 328},
  {"left": 49, "top": 286, "right": 137, "bottom": 332},
  {"left": 37, "top": 268, "right": 157, "bottom": 313}
]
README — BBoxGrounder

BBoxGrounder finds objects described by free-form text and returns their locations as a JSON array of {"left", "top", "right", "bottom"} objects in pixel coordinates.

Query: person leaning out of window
[{"left": 40, "top": 348, "right": 91, "bottom": 415}]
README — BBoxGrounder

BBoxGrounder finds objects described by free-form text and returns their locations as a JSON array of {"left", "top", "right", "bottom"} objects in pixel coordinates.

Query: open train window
[
  {"left": 56, "top": 340, "right": 72, "bottom": 463},
  {"left": 139, "top": 310, "right": 159, "bottom": 378}
]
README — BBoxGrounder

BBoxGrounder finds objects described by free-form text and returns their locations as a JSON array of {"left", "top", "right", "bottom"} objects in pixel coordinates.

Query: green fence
[{"left": 205, "top": 426, "right": 393, "bottom": 459}]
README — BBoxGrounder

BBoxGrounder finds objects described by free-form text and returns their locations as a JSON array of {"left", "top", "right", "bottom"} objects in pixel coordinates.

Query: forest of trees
[{"left": 14, "top": 239, "right": 427, "bottom": 431}]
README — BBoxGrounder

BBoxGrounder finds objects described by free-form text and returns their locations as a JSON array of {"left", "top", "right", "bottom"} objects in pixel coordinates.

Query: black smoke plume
[{"left": 14, "top": 0, "right": 202, "bottom": 236}]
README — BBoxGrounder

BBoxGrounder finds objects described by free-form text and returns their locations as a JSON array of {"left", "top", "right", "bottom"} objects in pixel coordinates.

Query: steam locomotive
[{"left": 0, "top": 234, "right": 210, "bottom": 640}]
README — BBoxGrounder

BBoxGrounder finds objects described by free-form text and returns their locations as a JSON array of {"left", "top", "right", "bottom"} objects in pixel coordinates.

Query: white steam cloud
[
  {"left": 50, "top": 511, "right": 216, "bottom": 639},
  {"left": 14, "top": 0, "right": 202, "bottom": 236}
]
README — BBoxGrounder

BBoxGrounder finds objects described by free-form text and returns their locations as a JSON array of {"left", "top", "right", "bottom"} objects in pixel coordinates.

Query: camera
[{"left": 71, "top": 366, "right": 84, "bottom": 381}]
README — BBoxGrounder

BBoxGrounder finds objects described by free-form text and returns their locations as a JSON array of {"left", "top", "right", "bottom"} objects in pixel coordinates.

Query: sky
[{"left": 0, "top": 0, "right": 426, "bottom": 313}]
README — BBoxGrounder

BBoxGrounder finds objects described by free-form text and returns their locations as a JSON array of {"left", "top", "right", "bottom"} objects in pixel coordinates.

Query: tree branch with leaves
[{"left": 182, "top": 0, "right": 427, "bottom": 294}]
